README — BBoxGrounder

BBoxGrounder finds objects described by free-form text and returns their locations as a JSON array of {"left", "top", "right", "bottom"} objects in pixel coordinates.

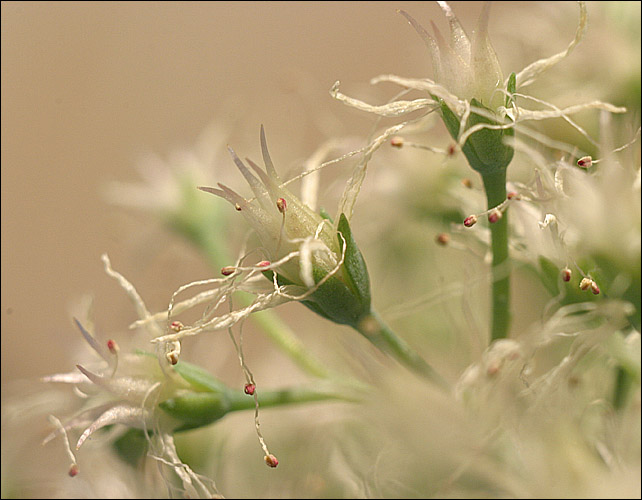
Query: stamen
[
  {"left": 221, "top": 266, "right": 237, "bottom": 276},
  {"left": 106, "top": 339, "right": 119, "bottom": 355},
  {"left": 463, "top": 215, "right": 478, "bottom": 227},
  {"left": 264, "top": 454, "right": 279, "bottom": 468},
  {"left": 46, "top": 415, "right": 78, "bottom": 475},
  {"left": 435, "top": 233, "right": 450, "bottom": 246},
  {"left": 390, "top": 136, "right": 404, "bottom": 148},
  {"left": 166, "top": 341, "right": 181, "bottom": 365},
  {"left": 577, "top": 156, "right": 592, "bottom": 169},
  {"left": 579, "top": 277, "right": 593, "bottom": 291},
  {"left": 488, "top": 209, "right": 502, "bottom": 223},
  {"left": 561, "top": 268, "right": 572, "bottom": 282}
]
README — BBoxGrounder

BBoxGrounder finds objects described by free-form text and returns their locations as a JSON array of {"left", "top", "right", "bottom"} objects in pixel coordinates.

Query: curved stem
[
  {"left": 355, "top": 311, "right": 450, "bottom": 390},
  {"left": 481, "top": 170, "right": 511, "bottom": 342}
]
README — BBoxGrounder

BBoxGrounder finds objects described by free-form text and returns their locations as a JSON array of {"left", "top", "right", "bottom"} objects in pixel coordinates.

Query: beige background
[
  {"left": 1, "top": 0, "right": 474, "bottom": 383},
  {"left": 2, "top": 1, "right": 638, "bottom": 383}
]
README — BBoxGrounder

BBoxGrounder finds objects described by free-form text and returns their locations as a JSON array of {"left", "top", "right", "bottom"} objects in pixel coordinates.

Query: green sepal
[
  {"left": 437, "top": 96, "right": 514, "bottom": 176},
  {"left": 261, "top": 214, "right": 371, "bottom": 327},
  {"left": 172, "top": 359, "right": 229, "bottom": 393},
  {"left": 113, "top": 428, "right": 149, "bottom": 466},
  {"left": 319, "top": 207, "right": 334, "bottom": 223},
  {"left": 160, "top": 391, "right": 232, "bottom": 432},
  {"left": 505, "top": 72, "right": 516, "bottom": 108},
  {"left": 337, "top": 213, "right": 371, "bottom": 315}
]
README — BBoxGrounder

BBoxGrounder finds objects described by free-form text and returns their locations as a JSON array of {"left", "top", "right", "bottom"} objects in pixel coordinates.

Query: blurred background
[
  {"left": 2, "top": 2, "right": 640, "bottom": 498},
  {"left": 4, "top": 0, "right": 639, "bottom": 383}
]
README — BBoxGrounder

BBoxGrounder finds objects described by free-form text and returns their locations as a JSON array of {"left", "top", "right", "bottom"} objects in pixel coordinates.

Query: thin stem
[
  {"left": 612, "top": 365, "right": 633, "bottom": 411},
  {"left": 355, "top": 311, "right": 450, "bottom": 390},
  {"left": 226, "top": 383, "right": 361, "bottom": 414},
  {"left": 481, "top": 169, "right": 511, "bottom": 342}
]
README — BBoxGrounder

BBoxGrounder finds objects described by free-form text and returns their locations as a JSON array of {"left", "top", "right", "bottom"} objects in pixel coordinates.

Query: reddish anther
[
  {"left": 264, "top": 454, "right": 279, "bottom": 468},
  {"left": 463, "top": 215, "right": 477, "bottom": 228},
  {"left": 221, "top": 266, "right": 236, "bottom": 276},
  {"left": 488, "top": 209, "right": 502, "bottom": 223}
]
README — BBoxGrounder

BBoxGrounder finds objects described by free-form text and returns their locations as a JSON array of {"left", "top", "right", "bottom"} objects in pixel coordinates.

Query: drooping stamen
[{"left": 47, "top": 415, "right": 78, "bottom": 476}]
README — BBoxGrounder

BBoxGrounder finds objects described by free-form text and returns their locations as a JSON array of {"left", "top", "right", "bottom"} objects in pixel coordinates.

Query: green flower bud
[
  {"left": 159, "top": 358, "right": 358, "bottom": 432},
  {"left": 264, "top": 212, "right": 371, "bottom": 328},
  {"left": 200, "top": 126, "right": 372, "bottom": 329},
  {"left": 436, "top": 73, "right": 516, "bottom": 177}
]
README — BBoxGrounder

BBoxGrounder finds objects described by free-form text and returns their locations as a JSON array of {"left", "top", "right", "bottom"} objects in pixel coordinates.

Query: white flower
[
  {"left": 330, "top": 1, "right": 626, "bottom": 159},
  {"left": 400, "top": 1, "right": 503, "bottom": 108},
  {"left": 41, "top": 254, "right": 222, "bottom": 498}
]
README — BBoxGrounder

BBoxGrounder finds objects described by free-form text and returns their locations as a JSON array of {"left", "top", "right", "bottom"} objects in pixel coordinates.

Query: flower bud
[{"left": 200, "top": 128, "right": 372, "bottom": 328}]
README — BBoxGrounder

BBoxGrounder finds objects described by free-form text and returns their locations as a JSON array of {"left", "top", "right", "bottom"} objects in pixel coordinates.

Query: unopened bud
[
  {"left": 561, "top": 268, "right": 572, "bottom": 282},
  {"left": 488, "top": 209, "right": 502, "bottom": 223},
  {"left": 390, "top": 136, "right": 404, "bottom": 148},
  {"left": 68, "top": 464, "right": 79, "bottom": 477},
  {"left": 577, "top": 156, "right": 592, "bottom": 169},
  {"left": 276, "top": 197, "right": 287, "bottom": 213},
  {"left": 264, "top": 454, "right": 279, "bottom": 468},
  {"left": 579, "top": 277, "right": 593, "bottom": 291},
  {"left": 106, "top": 339, "right": 119, "bottom": 355},
  {"left": 244, "top": 383, "right": 256, "bottom": 395},
  {"left": 590, "top": 281, "right": 600, "bottom": 295},
  {"left": 463, "top": 215, "right": 477, "bottom": 228},
  {"left": 221, "top": 266, "right": 236, "bottom": 276}
]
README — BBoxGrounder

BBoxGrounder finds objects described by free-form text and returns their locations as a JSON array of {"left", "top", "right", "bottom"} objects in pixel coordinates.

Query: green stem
[
  {"left": 355, "top": 311, "right": 450, "bottom": 390},
  {"left": 612, "top": 365, "right": 633, "bottom": 410},
  {"left": 226, "top": 383, "right": 361, "bottom": 413},
  {"left": 481, "top": 169, "right": 511, "bottom": 342}
]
